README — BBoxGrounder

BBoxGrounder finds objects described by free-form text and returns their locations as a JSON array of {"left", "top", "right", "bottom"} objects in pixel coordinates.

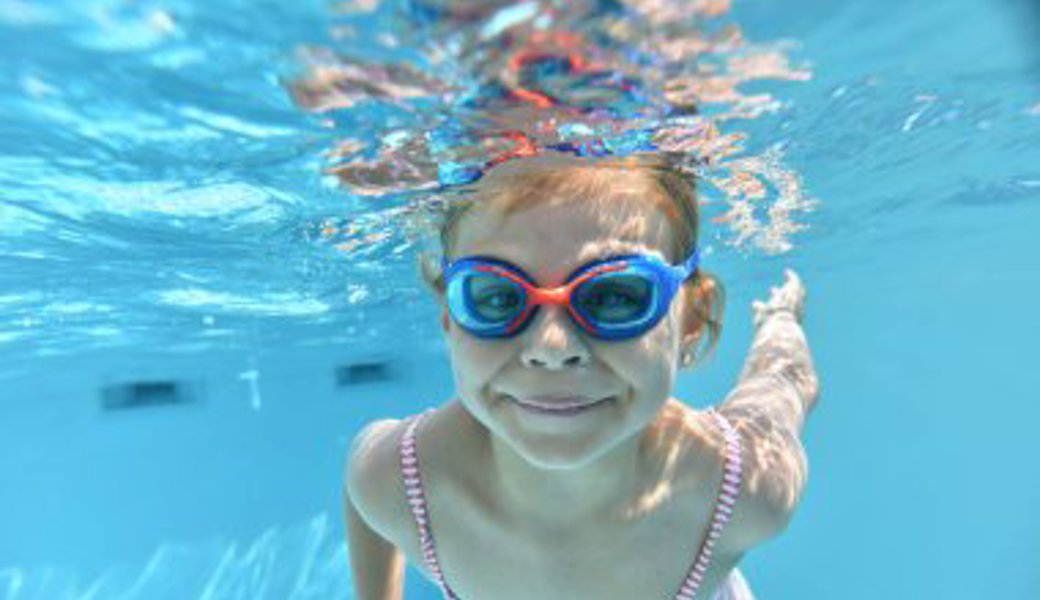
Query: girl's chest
[{"left": 395, "top": 483, "right": 737, "bottom": 600}]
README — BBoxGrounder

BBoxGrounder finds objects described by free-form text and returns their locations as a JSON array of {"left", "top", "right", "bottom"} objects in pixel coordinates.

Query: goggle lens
[
  {"left": 572, "top": 271, "right": 655, "bottom": 325},
  {"left": 464, "top": 273, "right": 526, "bottom": 324}
]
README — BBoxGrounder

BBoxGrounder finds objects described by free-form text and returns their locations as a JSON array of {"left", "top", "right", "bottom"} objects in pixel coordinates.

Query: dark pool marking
[
  {"left": 101, "top": 380, "right": 194, "bottom": 411},
  {"left": 336, "top": 361, "right": 393, "bottom": 386}
]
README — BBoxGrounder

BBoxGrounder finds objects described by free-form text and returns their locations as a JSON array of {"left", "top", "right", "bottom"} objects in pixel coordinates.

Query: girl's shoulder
[
  {"left": 344, "top": 414, "right": 421, "bottom": 547},
  {"left": 649, "top": 398, "right": 730, "bottom": 464},
  {"left": 656, "top": 398, "right": 803, "bottom": 554},
  {"left": 344, "top": 404, "right": 476, "bottom": 556}
]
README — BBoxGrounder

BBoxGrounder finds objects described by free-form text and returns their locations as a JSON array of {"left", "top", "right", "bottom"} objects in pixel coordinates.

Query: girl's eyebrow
[
  {"left": 553, "top": 241, "right": 659, "bottom": 282},
  {"left": 574, "top": 240, "right": 655, "bottom": 264}
]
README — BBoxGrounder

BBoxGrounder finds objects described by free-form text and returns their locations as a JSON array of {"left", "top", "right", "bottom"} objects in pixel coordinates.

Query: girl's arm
[
  {"left": 345, "top": 421, "right": 407, "bottom": 600},
  {"left": 717, "top": 269, "right": 820, "bottom": 546},
  {"left": 733, "top": 268, "right": 819, "bottom": 434}
]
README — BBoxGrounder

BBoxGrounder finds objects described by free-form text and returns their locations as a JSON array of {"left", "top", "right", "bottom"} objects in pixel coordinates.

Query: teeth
[
  {"left": 555, "top": 401, "right": 595, "bottom": 409},
  {"left": 507, "top": 395, "right": 611, "bottom": 411}
]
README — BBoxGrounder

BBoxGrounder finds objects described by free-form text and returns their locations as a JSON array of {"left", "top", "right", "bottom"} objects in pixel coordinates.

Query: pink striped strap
[
  {"left": 672, "top": 408, "right": 744, "bottom": 600},
  {"left": 399, "top": 408, "right": 460, "bottom": 599}
]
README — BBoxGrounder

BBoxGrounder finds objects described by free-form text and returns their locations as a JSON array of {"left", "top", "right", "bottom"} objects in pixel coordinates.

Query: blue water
[{"left": 2, "top": 0, "right": 1039, "bottom": 598}]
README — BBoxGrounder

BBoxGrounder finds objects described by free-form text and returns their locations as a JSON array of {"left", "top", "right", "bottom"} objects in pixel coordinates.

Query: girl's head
[{"left": 418, "top": 152, "right": 724, "bottom": 468}]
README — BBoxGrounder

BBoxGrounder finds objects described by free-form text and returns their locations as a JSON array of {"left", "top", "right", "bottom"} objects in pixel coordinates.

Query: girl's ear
[
  {"left": 679, "top": 335, "right": 699, "bottom": 368},
  {"left": 677, "top": 286, "right": 702, "bottom": 368},
  {"left": 416, "top": 253, "right": 450, "bottom": 332},
  {"left": 417, "top": 252, "right": 445, "bottom": 297}
]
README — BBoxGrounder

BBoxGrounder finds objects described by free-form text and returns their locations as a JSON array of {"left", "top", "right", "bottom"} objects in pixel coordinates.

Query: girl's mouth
[{"left": 501, "top": 393, "right": 616, "bottom": 416}]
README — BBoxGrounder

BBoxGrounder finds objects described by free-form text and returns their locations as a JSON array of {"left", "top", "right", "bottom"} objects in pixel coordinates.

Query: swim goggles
[{"left": 441, "top": 247, "right": 700, "bottom": 341}]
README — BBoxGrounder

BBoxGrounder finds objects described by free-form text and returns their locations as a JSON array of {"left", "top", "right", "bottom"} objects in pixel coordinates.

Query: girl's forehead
[{"left": 452, "top": 196, "right": 675, "bottom": 278}]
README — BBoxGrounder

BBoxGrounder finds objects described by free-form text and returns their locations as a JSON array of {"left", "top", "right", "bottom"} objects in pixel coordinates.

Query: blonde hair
[{"left": 416, "top": 151, "right": 725, "bottom": 368}]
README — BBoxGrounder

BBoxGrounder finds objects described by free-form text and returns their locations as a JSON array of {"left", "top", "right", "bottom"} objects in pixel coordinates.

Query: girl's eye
[
  {"left": 464, "top": 273, "right": 524, "bottom": 322},
  {"left": 476, "top": 291, "right": 519, "bottom": 309},
  {"left": 587, "top": 288, "right": 640, "bottom": 308},
  {"left": 576, "top": 275, "right": 652, "bottom": 323}
]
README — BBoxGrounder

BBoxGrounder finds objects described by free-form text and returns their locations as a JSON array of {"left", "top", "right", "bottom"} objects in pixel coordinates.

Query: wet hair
[{"left": 416, "top": 151, "right": 725, "bottom": 368}]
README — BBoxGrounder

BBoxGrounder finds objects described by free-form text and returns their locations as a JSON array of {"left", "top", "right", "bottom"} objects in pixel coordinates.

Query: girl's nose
[{"left": 520, "top": 305, "right": 590, "bottom": 369}]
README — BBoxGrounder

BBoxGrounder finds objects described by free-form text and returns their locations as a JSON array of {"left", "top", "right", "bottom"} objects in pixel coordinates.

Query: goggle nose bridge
[{"left": 527, "top": 284, "right": 575, "bottom": 305}]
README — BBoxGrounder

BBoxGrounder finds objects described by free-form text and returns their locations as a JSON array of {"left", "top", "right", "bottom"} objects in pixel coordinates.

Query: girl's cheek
[
  {"left": 599, "top": 342, "right": 647, "bottom": 377},
  {"left": 606, "top": 330, "right": 675, "bottom": 371},
  {"left": 452, "top": 334, "right": 509, "bottom": 368}
]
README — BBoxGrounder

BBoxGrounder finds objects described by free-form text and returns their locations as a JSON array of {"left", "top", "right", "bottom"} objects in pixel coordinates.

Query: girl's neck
[{"left": 483, "top": 417, "right": 650, "bottom": 531}]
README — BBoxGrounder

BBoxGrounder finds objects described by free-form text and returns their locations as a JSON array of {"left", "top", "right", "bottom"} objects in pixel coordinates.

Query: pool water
[{"left": 1, "top": 0, "right": 1039, "bottom": 598}]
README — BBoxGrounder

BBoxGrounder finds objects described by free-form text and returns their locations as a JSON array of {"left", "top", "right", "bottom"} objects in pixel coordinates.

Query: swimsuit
[{"left": 398, "top": 407, "right": 756, "bottom": 600}]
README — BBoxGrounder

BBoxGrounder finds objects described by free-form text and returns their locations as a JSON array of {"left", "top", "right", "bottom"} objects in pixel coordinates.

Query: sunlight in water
[{"left": 288, "top": 0, "right": 818, "bottom": 258}]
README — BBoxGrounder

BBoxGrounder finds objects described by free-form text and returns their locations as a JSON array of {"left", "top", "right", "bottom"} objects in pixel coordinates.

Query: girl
[{"left": 344, "top": 153, "right": 819, "bottom": 600}]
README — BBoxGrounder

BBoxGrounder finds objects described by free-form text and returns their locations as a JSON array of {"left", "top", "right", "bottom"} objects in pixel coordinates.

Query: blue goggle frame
[{"left": 440, "top": 247, "right": 700, "bottom": 341}]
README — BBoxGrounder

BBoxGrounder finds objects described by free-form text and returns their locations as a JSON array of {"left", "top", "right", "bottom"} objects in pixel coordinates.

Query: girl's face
[{"left": 440, "top": 192, "right": 693, "bottom": 468}]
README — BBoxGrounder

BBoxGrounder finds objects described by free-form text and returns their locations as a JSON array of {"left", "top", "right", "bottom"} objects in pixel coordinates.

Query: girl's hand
[{"left": 751, "top": 268, "right": 806, "bottom": 328}]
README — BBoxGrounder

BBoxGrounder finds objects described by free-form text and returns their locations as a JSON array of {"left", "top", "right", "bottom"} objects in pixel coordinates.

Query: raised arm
[
  {"left": 716, "top": 269, "right": 819, "bottom": 547},
  {"left": 345, "top": 420, "right": 407, "bottom": 600},
  {"left": 730, "top": 268, "right": 819, "bottom": 434}
]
